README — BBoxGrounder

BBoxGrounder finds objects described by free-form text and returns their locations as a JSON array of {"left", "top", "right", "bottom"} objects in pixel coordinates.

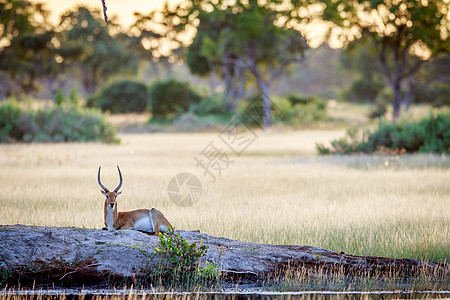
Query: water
[{"left": 2, "top": 289, "right": 450, "bottom": 299}]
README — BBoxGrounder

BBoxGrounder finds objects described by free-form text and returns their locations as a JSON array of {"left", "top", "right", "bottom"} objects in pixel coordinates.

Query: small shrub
[
  {"left": 317, "top": 112, "right": 450, "bottom": 154},
  {"left": 287, "top": 93, "right": 327, "bottom": 110},
  {"left": 412, "top": 82, "right": 450, "bottom": 107},
  {"left": 369, "top": 96, "right": 388, "bottom": 119},
  {"left": 172, "top": 112, "right": 226, "bottom": 132},
  {"left": 0, "top": 101, "right": 118, "bottom": 143},
  {"left": 340, "top": 77, "right": 385, "bottom": 103},
  {"left": 288, "top": 102, "right": 328, "bottom": 125},
  {"left": 237, "top": 95, "right": 328, "bottom": 127},
  {"left": 89, "top": 79, "right": 149, "bottom": 113},
  {"left": 419, "top": 112, "right": 450, "bottom": 153},
  {"left": 147, "top": 227, "right": 220, "bottom": 289},
  {"left": 0, "top": 100, "right": 25, "bottom": 142},
  {"left": 149, "top": 79, "right": 201, "bottom": 120},
  {"left": 55, "top": 89, "right": 65, "bottom": 106},
  {"left": 191, "top": 93, "right": 231, "bottom": 117}
]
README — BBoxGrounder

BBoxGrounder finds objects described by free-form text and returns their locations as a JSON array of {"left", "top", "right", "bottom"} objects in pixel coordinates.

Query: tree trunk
[
  {"left": 47, "top": 76, "right": 57, "bottom": 101},
  {"left": 149, "top": 61, "right": 160, "bottom": 78},
  {"left": 403, "top": 79, "right": 414, "bottom": 112},
  {"left": 0, "top": 75, "right": 7, "bottom": 101},
  {"left": 392, "top": 80, "right": 402, "bottom": 122},
  {"left": 258, "top": 78, "right": 272, "bottom": 129},
  {"left": 250, "top": 65, "right": 272, "bottom": 129}
]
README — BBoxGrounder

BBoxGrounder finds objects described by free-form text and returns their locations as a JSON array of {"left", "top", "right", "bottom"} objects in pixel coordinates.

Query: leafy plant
[
  {"left": 0, "top": 100, "right": 118, "bottom": 143},
  {"left": 149, "top": 79, "right": 201, "bottom": 120},
  {"left": 317, "top": 112, "right": 450, "bottom": 154},
  {"left": 155, "top": 227, "right": 208, "bottom": 272},
  {"left": 191, "top": 93, "right": 231, "bottom": 117},
  {"left": 88, "top": 79, "right": 149, "bottom": 113},
  {"left": 148, "top": 227, "right": 220, "bottom": 289},
  {"left": 340, "top": 77, "right": 385, "bottom": 103},
  {"left": 0, "top": 100, "right": 25, "bottom": 142}
]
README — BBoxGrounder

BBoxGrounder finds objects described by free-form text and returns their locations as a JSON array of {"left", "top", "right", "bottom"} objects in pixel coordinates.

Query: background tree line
[{"left": 0, "top": 0, "right": 449, "bottom": 125}]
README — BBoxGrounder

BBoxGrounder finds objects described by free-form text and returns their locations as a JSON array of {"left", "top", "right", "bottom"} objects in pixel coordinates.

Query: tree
[
  {"left": 129, "top": 2, "right": 188, "bottom": 78},
  {"left": 183, "top": 0, "right": 307, "bottom": 128},
  {"left": 58, "top": 7, "right": 138, "bottom": 94},
  {"left": 0, "top": 31, "right": 61, "bottom": 96},
  {"left": 0, "top": 0, "right": 49, "bottom": 99},
  {"left": 186, "top": 8, "right": 248, "bottom": 112},
  {"left": 339, "top": 36, "right": 386, "bottom": 103},
  {"left": 321, "top": 0, "right": 449, "bottom": 120}
]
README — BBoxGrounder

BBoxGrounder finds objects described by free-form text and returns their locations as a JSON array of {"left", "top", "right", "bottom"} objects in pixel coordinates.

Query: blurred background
[{"left": 0, "top": 0, "right": 448, "bottom": 144}]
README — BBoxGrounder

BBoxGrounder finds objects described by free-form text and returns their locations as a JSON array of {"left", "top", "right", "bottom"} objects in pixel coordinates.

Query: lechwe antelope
[{"left": 98, "top": 165, "right": 172, "bottom": 235}]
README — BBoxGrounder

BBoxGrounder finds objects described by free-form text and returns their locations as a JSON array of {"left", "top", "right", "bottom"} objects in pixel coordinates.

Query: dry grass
[{"left": 0, "top": 130, "right": 449, "bottom": 262}]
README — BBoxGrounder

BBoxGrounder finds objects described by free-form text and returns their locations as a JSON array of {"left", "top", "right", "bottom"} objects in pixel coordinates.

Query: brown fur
[{"left": 102, "top": 190, "right": 172, "bottom": 235}]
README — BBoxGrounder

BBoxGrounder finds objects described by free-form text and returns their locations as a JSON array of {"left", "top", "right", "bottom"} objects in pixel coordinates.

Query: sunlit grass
[{"left": 0, "top": 131, "right": 449, "bottom": 262}]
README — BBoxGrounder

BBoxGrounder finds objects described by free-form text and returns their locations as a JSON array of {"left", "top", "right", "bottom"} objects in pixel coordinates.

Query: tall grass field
[{"left": 0, "top": 131, "right": 448, "bottom": 263}]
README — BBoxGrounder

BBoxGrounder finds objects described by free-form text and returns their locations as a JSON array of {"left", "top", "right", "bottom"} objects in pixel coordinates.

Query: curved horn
[
  {"left": 98, "top": 166, "right": 110, "bottom": 192},
  {"left": 114, "top": 165, "right": 123, "bottom": 192}
]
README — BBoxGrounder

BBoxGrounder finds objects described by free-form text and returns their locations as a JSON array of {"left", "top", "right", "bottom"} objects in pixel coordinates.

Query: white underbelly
[{"left": 133, "top": 217, "right": 154, "bottom": 233}]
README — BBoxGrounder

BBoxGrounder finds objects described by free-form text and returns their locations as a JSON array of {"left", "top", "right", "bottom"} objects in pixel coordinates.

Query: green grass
[{"left": 0, "top": 131, "right": 448, "bottom": 263}]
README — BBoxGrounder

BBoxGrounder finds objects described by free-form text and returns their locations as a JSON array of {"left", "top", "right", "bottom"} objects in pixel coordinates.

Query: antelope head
[{"left": 98, "top": 165, "right": 123, "bottom": 210}]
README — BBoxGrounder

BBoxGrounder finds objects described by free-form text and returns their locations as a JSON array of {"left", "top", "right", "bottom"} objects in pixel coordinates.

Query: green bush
[
  {"left": 317, "top": 112, "right": 450, "bottom": 154},
  {"left": 236, "top": 94, "right": 327, "bottom": 128},
  {"left": 340, "top": 77, "right": 385, "bottom": 103},
  {"left": 369, "top": 92, "right": 389, "bottom": 119},
  {"left": 0, "top": 100, "right": 118, "bottom": 143},
  {"left": 146, "top": 227, "right": 219, "bottom": 289},
  {"left": 412, "top": 82, "right": 450, "bottom": 107},
  {"left": 191, "top": 93, "right": 231, "bottom": 117},
  {"left": 149, "top": 79, "right": 201, "bottom": 120},
  {"left": 88, "top": 79, "right": 149, "bottom": 113},
  {"left": 420, "top": 112, "right": 450, "bottom": 153},
  {"left": 287, "top": 93, "right": 327, "bottom": 110},
  {"left": 0, "top": 100, "right": 25, "bottom": 142}
]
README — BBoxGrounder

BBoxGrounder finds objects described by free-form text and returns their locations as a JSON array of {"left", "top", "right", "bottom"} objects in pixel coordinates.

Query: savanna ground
[{"left": 0, "top": 123, "right": 449, "bottom": 264}]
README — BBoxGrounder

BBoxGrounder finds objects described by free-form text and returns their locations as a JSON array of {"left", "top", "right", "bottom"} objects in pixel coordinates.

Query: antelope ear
[
  {"left": 101, "top": 190, "right": 108, "bottom": 197},
  {"left": 115, "top": 191, "right": 122, "bottom": 197}
]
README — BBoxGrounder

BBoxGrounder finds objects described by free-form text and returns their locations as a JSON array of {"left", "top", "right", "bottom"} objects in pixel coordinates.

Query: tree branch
[
  {"left": 379, "top": 39, "right": 394, "bottom": 87},
  {"left": 101, "top": 0, "right": 108, "bottom": 23}
]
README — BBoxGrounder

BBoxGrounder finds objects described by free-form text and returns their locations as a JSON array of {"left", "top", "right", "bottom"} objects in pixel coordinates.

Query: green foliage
[
  {"left": 154, "top": 227, "right": 208, "bottom": 272},
  {"left": 368, "top": 104, "right": 387, "bottom": 119},
  {"left": 148, "top": 227, "right": 219, "bottom": 288},
  {"left": 0, "top": 0, "right": 35, "bottom": 39},
  {"left": 324, "top": 0, "right": 449, "bottom": 119},
  {"left": 236, "top": 94, "right": 328, "bottom": 127},
  {"left": 0, "top": 100, "right": 118, "bottom": 143},
  {"left": 191, "top": 93, "right": 231, "bottom": 117},
  {"left": 0, "top": 30, "right": 60, "bottom": 95},
  {"left": 277, "top": 95, "right": 328, "bottom": 125},
  {"left": 58, "top": 7, "right": 138, "bottom": 94},
  {"left": 317, "top": 112, "right": 450, "bottom": 154},
  {"left": 68, "top": 89, "right": 79, "bottom": 106},
  {"left": 185, "top": 1, "right": 306, "bottom": 126},
  {"left": 0, "top": 100, "right": 24, "bottom": 142},
  {"left": 411, "top": 82, "right": 450, "bottom": 107},
  {"left": 55, "top": 89, "right": 65, "bottom": 106},
  {"left": 88, "top": 79, "right": 149, "bottom": 113},
  {"left": 149, "top": 79, "right": 201, "bottom": 120},
  {"left": 340, "top": 78, "right": 385, "bottom": 103},
  {"left": 287, "top": 93, "right": 327, "bottom": 110}
]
